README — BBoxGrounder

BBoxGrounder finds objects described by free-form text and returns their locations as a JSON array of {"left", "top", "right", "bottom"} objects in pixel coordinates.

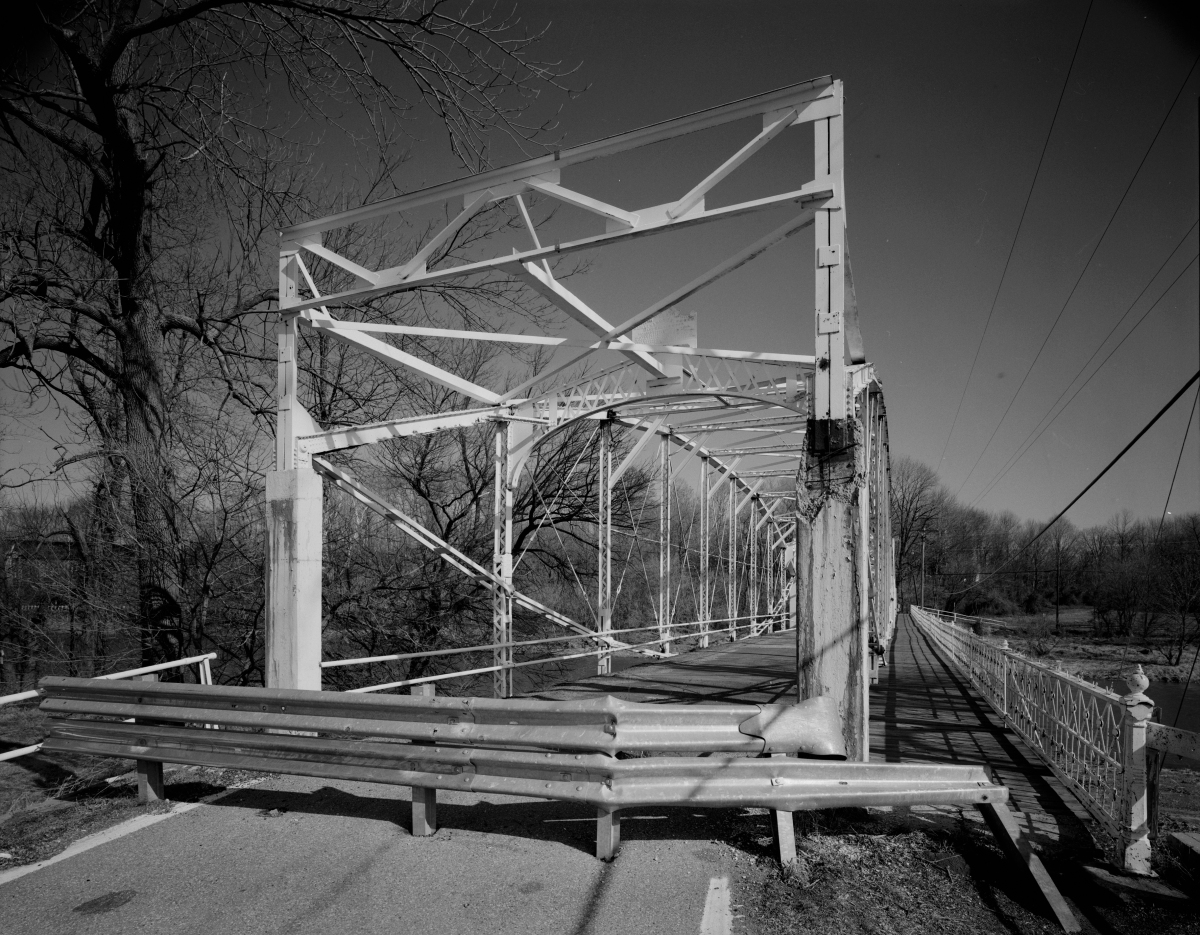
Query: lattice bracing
[{"left": 264, "top": 75, "right": 896, "bottom": 714}]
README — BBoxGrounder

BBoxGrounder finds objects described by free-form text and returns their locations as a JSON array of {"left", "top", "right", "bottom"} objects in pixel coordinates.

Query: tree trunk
[{"left": 121, "top": 309, "right": 183, "bottom": 667}]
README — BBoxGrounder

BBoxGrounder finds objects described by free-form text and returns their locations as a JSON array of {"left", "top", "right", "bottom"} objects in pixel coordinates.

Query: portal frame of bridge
[{"left": 266, "top": 75, "right": 896, "bottom": 760}]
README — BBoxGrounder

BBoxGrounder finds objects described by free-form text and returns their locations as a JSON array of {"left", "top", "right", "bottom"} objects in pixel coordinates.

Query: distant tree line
[{"left": 891, "top": 456, "right": 1200, "bottom": 661}]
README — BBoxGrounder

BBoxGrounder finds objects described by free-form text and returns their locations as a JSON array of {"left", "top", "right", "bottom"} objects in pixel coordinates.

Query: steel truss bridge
[
  {"left": 3, "top": 81, "right": 1191, "bottom": 921},
  {"left": 267, "top": 75, "right": 895, "bottom": 762}
]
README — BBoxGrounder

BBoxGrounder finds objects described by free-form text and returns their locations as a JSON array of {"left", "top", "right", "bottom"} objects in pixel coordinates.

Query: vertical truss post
[
  {"left": 265, "top": 250, "right": 323, "bottom": 691},
  {"left": 798, "top": 404, "right": 868, "bottom": 761},
  {"left": 749, "top": 499, "right": 759, "bottom": 634},
  {"left": 598, "top": 425, "right": 613, "bottom": 676},
  {"left": 799, "top": 85, "right": 867, "bottom": 759},
  {"left": 728, "top": 482, "right": 738, "bottom": 638},
  {"left": 493, "top": 423, "right": 514, "bottom": 698},
  {"left": 789, "top": 520, "right": 799, "bottom": 635},
  {"left": 659, "top": 433, "right": 672, "bottom": 654},
  {"left": 813, "top": 87, "right": 846, "bottom": 423},
  {"left": 860, "top": 392, "right": 873, "bottom": 683},
  {"left": 699, "top": 456, "right": 710, "bottom": 648},
  {"left": 766, "top": 526, "right": 774, "bottom": 630}
]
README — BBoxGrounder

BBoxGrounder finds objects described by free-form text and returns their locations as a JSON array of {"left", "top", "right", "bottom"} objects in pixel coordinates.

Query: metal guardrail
[
  {"left": 39, "top": 677, "right": 845, "bottom": 757},
  {"left": 42, "top": 716, "right": 1004, "bottom": 812},
  {"left": 909, "top": 606, "right": 1156, "bottom": 874},
  {"left": 35, "top": 665, "right": 1091, "bottom": 926},
  {"left": 38, "top": 675, "right": 1009, "bottom": 865},
  {"left": 0, "top": 653, "right": 216, "bottom": 764}
]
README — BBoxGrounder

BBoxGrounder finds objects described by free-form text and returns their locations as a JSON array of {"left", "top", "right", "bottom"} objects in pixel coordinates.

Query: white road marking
[{"left": 699, "top": 874, "right": 732, "bottom": 935}]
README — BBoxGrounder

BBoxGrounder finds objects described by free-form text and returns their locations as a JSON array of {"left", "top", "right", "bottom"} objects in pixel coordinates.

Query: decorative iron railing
[{"left": 908, "top": 606, "right": 1149, "bottom": 872}]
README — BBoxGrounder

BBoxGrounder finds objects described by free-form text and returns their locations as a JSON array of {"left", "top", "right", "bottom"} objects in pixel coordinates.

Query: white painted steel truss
[{"left": 271, "top": 76, "right": 895, "bottom": 698}]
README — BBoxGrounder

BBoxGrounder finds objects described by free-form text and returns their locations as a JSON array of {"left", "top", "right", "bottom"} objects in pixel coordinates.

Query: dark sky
[
  {"left": 7, "top": 1, "right": 1198, "bottom": 530},
  {"left": 391, "top": 0, "right": 1196, "bottom": 529}
]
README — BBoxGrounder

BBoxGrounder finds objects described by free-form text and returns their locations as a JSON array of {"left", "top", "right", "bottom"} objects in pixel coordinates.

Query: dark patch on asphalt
[
  {"left": 518, "top": 881, "right": 545, "bottom": 894},
  {"left": 691, "top": 846, "right": 723, "bottom": 864},
  {"left": 72, "top": 890, "right": 136, "bottom": 914}
]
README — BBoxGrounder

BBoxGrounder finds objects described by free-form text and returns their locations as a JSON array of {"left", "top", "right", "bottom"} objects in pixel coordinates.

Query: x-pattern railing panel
[{"left": 910, "top": 607, "right": 1127, "bottom": 840}]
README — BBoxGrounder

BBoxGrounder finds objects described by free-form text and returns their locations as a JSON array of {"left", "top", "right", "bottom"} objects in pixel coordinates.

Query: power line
[
  {"left": 934, "top": 0, "right": 1094, "bottom": 474},
  {"left": 1158, "top": 387, "right": 1198, "bottom": 530},
  {"left": 1025, "top": 368, "right": 1200, "bottom": 544},
  {"left": 955, "top": 54, "right": 1200, "bottom": 500},
  {"left": 969, "top": 241, "right": 1200, "bottom": 508},
  {"left": 945, "top": 368, "right": 1200, "bottom": 596}
]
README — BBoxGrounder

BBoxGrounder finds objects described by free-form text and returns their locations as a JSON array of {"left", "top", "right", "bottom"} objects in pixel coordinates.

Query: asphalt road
[{"left": 1, "top": 774, "right": 739, "bottom": 935}]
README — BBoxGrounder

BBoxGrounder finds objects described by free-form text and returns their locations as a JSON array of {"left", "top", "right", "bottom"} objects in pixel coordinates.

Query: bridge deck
[{"left": 537, "top": 614, "right": 1098, "bottom": 852}]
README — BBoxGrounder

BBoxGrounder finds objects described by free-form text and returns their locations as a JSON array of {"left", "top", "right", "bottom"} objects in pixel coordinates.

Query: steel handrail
[
  {"left": 0, "top": 652, "right": 216, "bottom": 764},
  {"left": 909, "top": 606, "right": 1128, "bottom": 840},
  {"left": 350, "top": 618, "right": 781, "bottom": 693},
  {"left": 322, "top": 615, "right": 772, "bottom": 669}
]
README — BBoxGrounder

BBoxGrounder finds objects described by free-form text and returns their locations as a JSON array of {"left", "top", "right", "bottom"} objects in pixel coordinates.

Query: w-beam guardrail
[
  {"left": 39, "top": 678, "right": 846, "bottom": 757},
  {"left": 38, "top": 677, "right": 1006, "bottom": 861},
  {"left": 37, "top": 674, "right": 1090, "bottom": 927},
  {"left": 909, "top": 605, "right": 1200, "bottom": 876}
]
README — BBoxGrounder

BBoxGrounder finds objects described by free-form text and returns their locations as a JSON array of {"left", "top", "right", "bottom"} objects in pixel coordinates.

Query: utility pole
[{"left": 1055, "top": 536, "right": 1061, "bottom": 634}]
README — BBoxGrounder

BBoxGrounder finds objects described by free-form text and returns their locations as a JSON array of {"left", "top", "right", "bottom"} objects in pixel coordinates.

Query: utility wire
[
  {"left": 1158, "top": 388, "right": 1198, "bottom": 531},
  {"left": 935, "top": 0, "right": 1094, "bottom": 474},
  {"left": 955, "top": 55, "right": 1200, "bottom": 500},
  {"left": 969, "top": 243, "right": 1200, "bottom": 507},
  {"left": 945, "top": 368, "right": 1200, "bottom": 596}
]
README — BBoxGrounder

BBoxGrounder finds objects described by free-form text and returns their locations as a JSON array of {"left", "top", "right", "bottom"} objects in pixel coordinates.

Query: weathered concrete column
[
  {"left": 265, "top": 466, "right": 323, "bottom": 691},
  {"left": 796, "top": 419, "right": 869, "bottom": 761}
]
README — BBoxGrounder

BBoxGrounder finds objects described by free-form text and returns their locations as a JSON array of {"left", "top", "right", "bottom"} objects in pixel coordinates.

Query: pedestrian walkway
[{"left": 874, "top": 615, "right": 1098, "bottom": 853}]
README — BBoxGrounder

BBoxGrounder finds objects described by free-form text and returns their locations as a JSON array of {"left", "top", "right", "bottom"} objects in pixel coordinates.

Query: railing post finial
[{"left": 1118, "top": 664, "right": 1155, "bottom": 875}]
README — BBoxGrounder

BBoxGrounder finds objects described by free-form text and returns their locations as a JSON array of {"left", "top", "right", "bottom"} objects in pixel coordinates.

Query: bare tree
[
  {"left": 889, "top": 456, "right": 944, "bottom": 607},
  {"left": 0, "top": 1, "right": 569, "bottom": 665}
]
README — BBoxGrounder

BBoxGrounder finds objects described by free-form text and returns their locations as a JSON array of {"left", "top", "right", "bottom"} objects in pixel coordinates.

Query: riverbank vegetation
[{"left": 893, "top": 456, "right": 1199, "bottom": 681}]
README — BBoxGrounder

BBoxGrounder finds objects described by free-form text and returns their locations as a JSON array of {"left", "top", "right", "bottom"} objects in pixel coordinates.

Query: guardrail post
[
  {"left": 770, "top": 753, "right": 797, "bottom": 864},
  {"left": 134, "top": 673, "right": 165, "bottom": 804},
  {"left": 1119, "top": 665, "right": 1154, "bottom": 875},
  {"left": 597, "top": 807, "right": 621, "bottom": 861},
  {"left": 409, "top": 683, "right": 438, "bottom": 836}
]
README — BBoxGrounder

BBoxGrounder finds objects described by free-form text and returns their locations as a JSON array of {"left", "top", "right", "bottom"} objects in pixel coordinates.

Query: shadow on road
[{"left": 203, "top": 783, "right": 734, "bottom": 858}]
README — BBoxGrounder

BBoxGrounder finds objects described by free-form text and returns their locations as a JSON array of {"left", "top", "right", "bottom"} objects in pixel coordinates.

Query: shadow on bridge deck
[
  {"left": 876, "top": 615, "right": 1099, "bottom": 853},
  {"left": 529, "top": 631, "right": 799, "bottom": 705}
]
